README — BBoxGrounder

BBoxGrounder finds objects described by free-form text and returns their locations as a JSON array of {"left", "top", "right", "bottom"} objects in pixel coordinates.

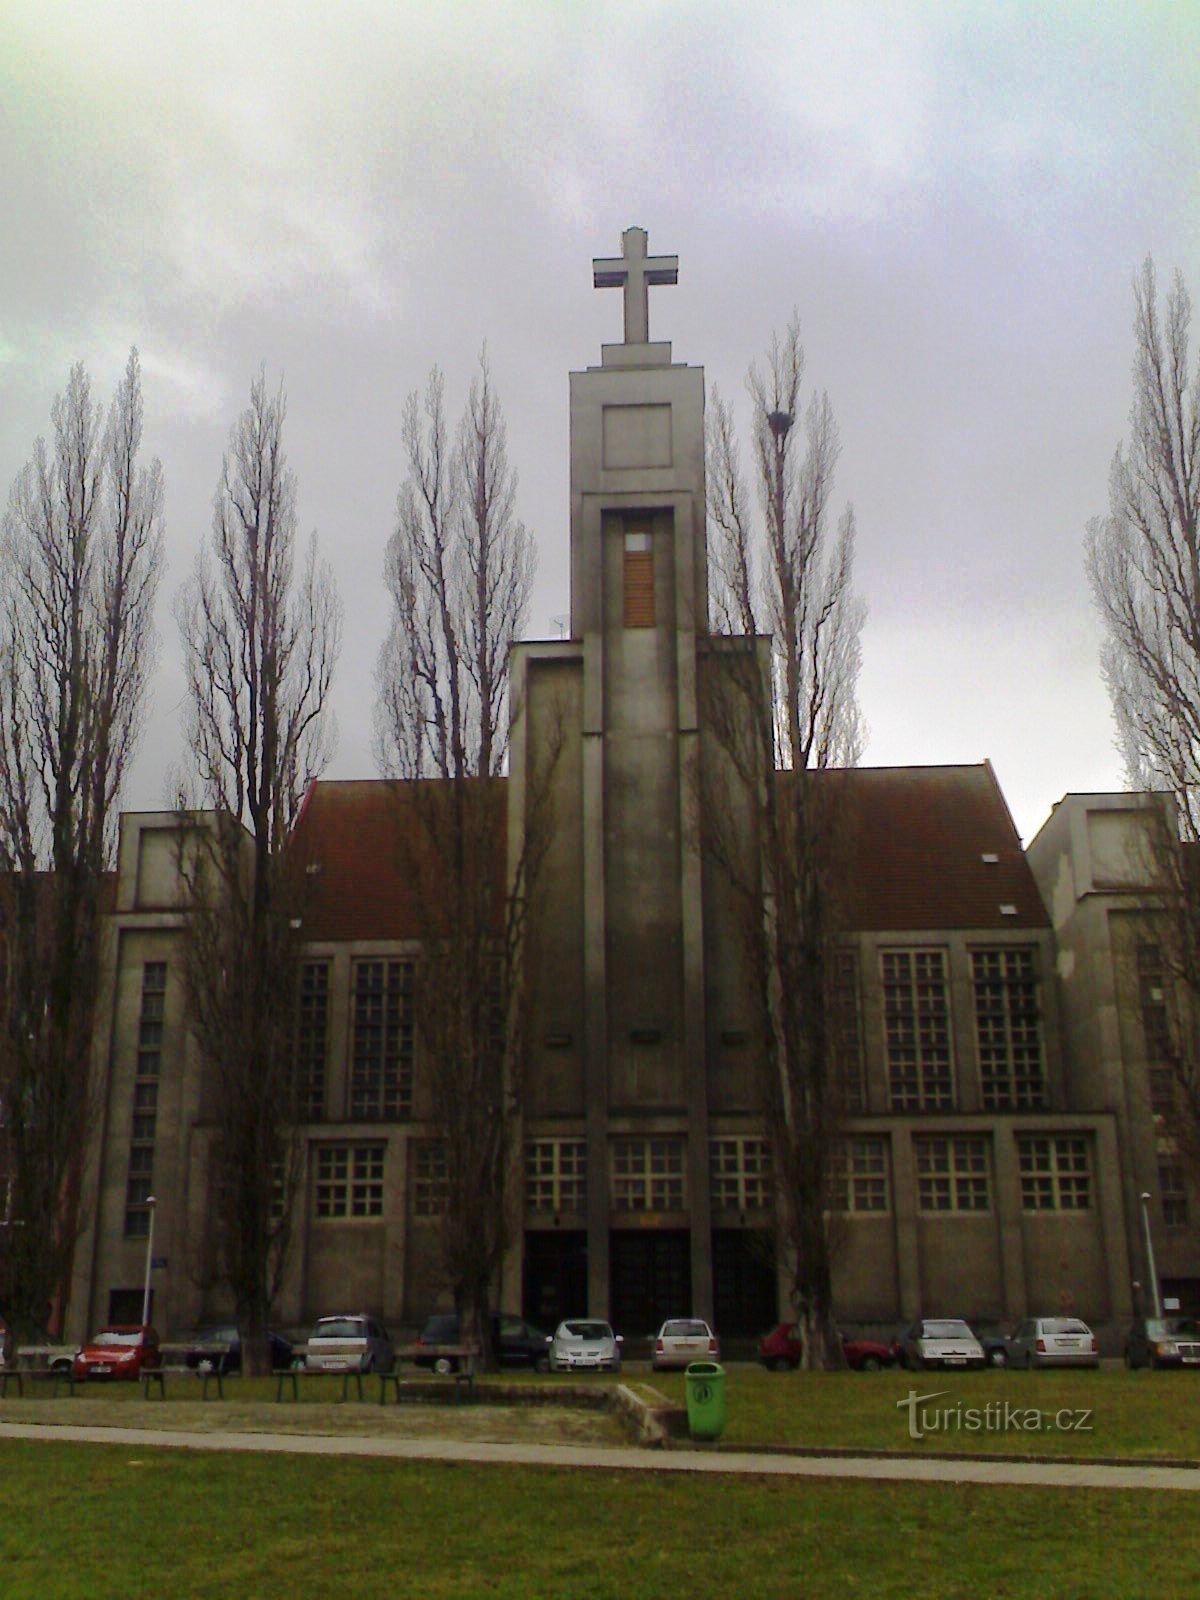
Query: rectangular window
[
  {"left": 1138, "top": 945, "right": 1177, "bottom": 1117},
  {"left": 350, "top": 960, "right": 414, "bottom": 1120},
  {"left": 611, "top": 1137, "right": 685, "bottom": 1211},
  {"left": 1159, "top": 1161, "right": 1188, "bottom": 1227},
  {"left": 709, "top": 1137, "right": 771, "bottom": 1211},
  {"left": 828, "top": 1137, "right": 889, "bottom": 1213},
  {"left": 915, "top": 1135, "right": 991, "bottom": 1212},
  {"left": 883, "top": 950, "right": 953, "bottom": 1110},
  {"left": 972, "top": 948, "right": 1045, "bottom": 1108},
  {"left": 125, "top": 962, "right": 166, "bottom": 1238},
  {"left": 315, "top": 1144, "right": 384, "bottom": 1219},
  {"left": 525, "top": 1139, "right": 587, "bottom": 1213},
  {"left": 623, "top": 530, "right": 655, "bottom": 628},
  {"left": 136, "top": 961, "right": 167, "bottom": 1078},
  {"left": 412, "top": 1139, "right": 448, "bottom": 1218},
  {"left": 296, "top": 961, "right": 330, "bottom": 1120},
  {"left": 1017, "top": 1135, "right": 1092, "bottom": 1211},
  {"left": 833, "top": 949, "right": 865, "bottom": 1113}
]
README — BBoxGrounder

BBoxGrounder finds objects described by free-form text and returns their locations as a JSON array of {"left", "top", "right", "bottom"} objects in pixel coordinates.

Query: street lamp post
[
  {"left": 1139, "top": 1191, "right": 1162, "bottom": 1319},
  {"left": 141, "top": 1196, "right": 157, "bottom": 1326}
]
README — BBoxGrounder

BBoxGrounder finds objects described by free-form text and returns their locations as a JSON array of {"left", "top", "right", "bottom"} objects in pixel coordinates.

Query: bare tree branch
[
  {"left": 702, "top": 315, "right": 866, "bottom": 1369},
  {"left": 0, "top": 352, "right": 164, "bottom": 1340},
  {"left": 174, "top": 370, "right": 342, "bottom": 1373},
  {"left": 374, "top": 353, "right": 545, "bottom": 1367}
]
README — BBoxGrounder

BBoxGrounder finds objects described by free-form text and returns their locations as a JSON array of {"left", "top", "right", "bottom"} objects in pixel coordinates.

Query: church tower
[{"left": 511, "top": 228, "right": 732, "bottom": 1330}]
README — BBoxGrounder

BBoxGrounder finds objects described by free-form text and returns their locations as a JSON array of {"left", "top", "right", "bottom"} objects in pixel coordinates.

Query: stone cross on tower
[{"left": 593, "top": 227, "right": 679, "bottom": 345}]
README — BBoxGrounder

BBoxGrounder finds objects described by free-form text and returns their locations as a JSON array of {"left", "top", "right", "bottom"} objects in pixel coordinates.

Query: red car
[
  {"left": 758, "top": 1323, "right": 899, "bottom": 1372},
  {"left": 73, "top": 1324, "right": 162, "bottom": 1381}
]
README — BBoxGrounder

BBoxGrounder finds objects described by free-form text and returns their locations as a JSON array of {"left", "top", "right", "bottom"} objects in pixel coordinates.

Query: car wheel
[
  {"left": 988, "top": 1348, "right": 1008, "bottom": 1368},
  {"left": 49, "top": 1357, "right": 73, "bottom": 1376},
  {"left": 860, "top": 1356, "right": 881, "bottom": 1373},
  {"left": 433, "top": 1356, "right": 455, "bottom": 1375},
  {"left": 770, "top": 1356, "right": 794, "bottom": 1373},
  {"left": 534, "top": 1354, "right": 550, "bottom": 1374}
]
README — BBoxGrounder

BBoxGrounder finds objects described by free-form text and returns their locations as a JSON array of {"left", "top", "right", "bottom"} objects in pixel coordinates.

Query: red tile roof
[
  {"left": 291, "top": 762, "right": 1047, "bottom": 942},
  {"left": 289, "top": 778, "right": 508, "bottom": 942},
  {"left": 824, "top": 762, "right": 1049, "bottom": 931}
]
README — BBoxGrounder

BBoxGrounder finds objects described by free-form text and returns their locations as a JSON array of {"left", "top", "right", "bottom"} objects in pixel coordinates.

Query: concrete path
[{"left": 1, "top": 1420, "right": 1197, "bottom": 1491}]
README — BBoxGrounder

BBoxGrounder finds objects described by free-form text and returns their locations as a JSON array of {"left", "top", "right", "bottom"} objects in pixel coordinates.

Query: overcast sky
[{"left": 3, "top": 1, "right": 1198, "bottom": 844}]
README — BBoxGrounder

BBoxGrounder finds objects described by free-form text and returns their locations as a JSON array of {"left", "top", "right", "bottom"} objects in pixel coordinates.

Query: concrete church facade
[{"left": 61, "top": 231, "right": 1197, "bottom": 1346}]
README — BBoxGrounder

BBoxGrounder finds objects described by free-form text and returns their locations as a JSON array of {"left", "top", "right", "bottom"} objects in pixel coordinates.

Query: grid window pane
[
  {"left": 351, "top": 960, "right": 414, "bottom": 1120},
  {"left": 709, "top": 1137, "right": 771, "bottom": 1210},
  {"left": 525, "top": 1139, "right": 587, "bottom": 1213},
  {"left": 833, "top": 950, "right": 865, "bottom": 1113},
  {"left": 315, "top": 1143, "right": 384, "bottom": 1218},
  {"left": 972, "top": 948, "right": 1045, "bottom": 1109},
  {"left": 296, "top": 961, "right": 330, "bottom": 1120},
  {"left": 412, "top": 1139, "right": 448, "bottom": 1218},
  {"left": 1018, "top": 1135, "right": 1091, "bottom": 1210},
  {"left": 915, "top": 1136, "right": 991, "bottom": 1212},
  {"left": 883, "top": 950, "right": 953, "bottom": 1110},
  {"left": 828, "top": 1138, "right": 889, "bottom": 1213},
  {"left": 611, "top": 1137, "right": 685, "bottom": 1211}
]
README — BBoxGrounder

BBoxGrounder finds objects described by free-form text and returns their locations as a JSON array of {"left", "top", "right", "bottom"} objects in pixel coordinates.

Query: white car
[
  {"left": 546, "top": 1319, "right": 622, "bottom": 1373},
  {"left": 901, "top": 1318, "right": 986, "bottom": 1370},
  {"left": 652, "top": 1318, "right": 719, "bottom": 1370},
  {"left": 1007, "top": 1317, "right": 1099, "bottom": 1368},
  {"left": 304, "top": 1314, "right": 394, "bottom": 1373}
]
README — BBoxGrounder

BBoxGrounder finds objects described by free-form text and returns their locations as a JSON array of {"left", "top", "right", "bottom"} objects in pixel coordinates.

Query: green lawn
[
  {"left": 0, "top": 1435, "right": 1195, "bottom": 1600},
  {"left": 644, "top": 1364, "right": 1200, "bottom": 1458}
]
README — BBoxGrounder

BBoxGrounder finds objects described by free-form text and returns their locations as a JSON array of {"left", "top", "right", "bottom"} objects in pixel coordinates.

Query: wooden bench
[
  {"left": 379, "top": 1345, "right": 480, "bottom": 1405},
  {"left": 139, "top": 1366, "right": 227, "bottom": 1400},
  {"left": 274, "top": 1367, "right": 365, "bottom": 1403},
  {"left": 1, "top": 1367, "right": 76, "bottom": 1398}
]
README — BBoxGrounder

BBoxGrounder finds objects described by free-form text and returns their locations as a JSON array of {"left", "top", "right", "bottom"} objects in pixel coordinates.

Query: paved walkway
[{"left": 1, "top": 1420, "right": 1197, "bottom": 1491}]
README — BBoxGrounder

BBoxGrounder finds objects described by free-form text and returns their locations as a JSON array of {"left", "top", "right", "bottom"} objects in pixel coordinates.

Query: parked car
[
  {"left": 414, "top": 1312, "right": 552, "bottom": 1373},
  {"left": 1125, "top": 1316, "right": 1200, "bottom": 1370},
  {"left": 968, "top": 1325, "right": 1012, "bottom": 1367},
  {"left": 1007, "top": 1316, "right": 1099, "bottom": 1369},
  {"left": 899, "top": 1318, "right": 986, "bottom": 1371},
  {"left": 72, "top": 1325, "right": 161, "bottom": 1381},
  {"left": 651, "top": 1318, "right": 719, "bottom": 1370},
  {"left": 304, "top": 1314, "right": 394, "bottom": 1373},
  {"left": 546, "top": 1319, "right": 622, "bottom": 1373},
  {"left": 183, "top": 1325, "right": 294, "bottom": 1374},
  {"left": 757, "top": 1323, "right": 898, "bottom": 1372}
]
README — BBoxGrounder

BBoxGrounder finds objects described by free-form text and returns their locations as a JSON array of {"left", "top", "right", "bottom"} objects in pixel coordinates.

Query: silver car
[
  {"left": 547, "top": 1319, "right": 622, "bottom": 1373},
  {"left": 652, "top": 1318, "right": 719, "bottom": 1370},
  {"left": 901, "top": 1318, "right": 986, "bottom": 1370},
  {"left": 1007, "top": 1316, "right": 1098, "bottom": 1368},
  {"left": 305, "top": 1314, "right": 395, "bottom": 1373}
]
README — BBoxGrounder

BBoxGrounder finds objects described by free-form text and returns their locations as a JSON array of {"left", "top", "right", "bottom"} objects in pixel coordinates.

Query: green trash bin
[{"left": 685, "top": 1360, "right": 726, "bottom": 1441}]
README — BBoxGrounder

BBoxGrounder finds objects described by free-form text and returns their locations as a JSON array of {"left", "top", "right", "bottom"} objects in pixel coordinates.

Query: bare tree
[
  {"left": 375, "top": 353, "right": 543, "bottom": 1366},
  {"left": 176, "top": 370, "right": 341, "bottom": 1373},
  {"left": 703, "top": 315, "right": 865, "bottom": 1369},
  {"left": 0, "top": 352, "right": 164, "bottom": 1340},
  {"left": 1087, "top": 258, "right": 1200, "bottom": 1185}
]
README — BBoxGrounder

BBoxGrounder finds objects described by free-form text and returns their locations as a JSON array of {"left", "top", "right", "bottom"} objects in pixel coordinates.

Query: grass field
[
  {"left": 0, "top": 1434, "right": 1196, "bottom": 1600},
  {"left": 2, "top": 1366, "right": 1196, "bottom": 1597}
]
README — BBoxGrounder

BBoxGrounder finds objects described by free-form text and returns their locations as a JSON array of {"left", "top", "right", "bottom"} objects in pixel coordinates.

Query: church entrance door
[
  {"left": 609, "top": 1230, "right": 691, "bottom": 1338},
  {"left": 523, "top": 1231, "right": 588, "bottom": 1329},
  {"left": 711, "top": 1228, "right": 778, "bottom": 1336}
]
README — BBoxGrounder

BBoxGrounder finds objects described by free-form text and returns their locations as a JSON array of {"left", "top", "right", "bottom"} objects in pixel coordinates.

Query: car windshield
[
  {"left": 92, "top": 1330, "right": 141, "bottom": 1347},
  {"left": 561, "top": 1322, "right": 612, "bottom": 1340},
  {"left": 313, "top": 1320, "right": 362, "bottom": 1340},
  {"left": 1169, "top": 1319, "right": 1200, "bottom": 1336},
  {"left": 922, "top": 1321, "right": 972, "bottom": 1339},
  {"left": 1043, "top": 1319, "right": 1089, "bottom": 1335},
  {"left": 663, "top": 1321, "right": 709, "bottom": 1337}
]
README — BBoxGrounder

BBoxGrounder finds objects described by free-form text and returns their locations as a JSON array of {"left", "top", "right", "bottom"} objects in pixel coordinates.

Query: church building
[{"left": 62, "top": 232, "right": 1197, "bottom": 1346}]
